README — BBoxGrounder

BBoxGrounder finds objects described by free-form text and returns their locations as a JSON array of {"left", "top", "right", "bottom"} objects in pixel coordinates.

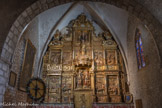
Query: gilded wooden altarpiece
[{"left": 42, "top": 13, "right": 130, "bottom": 107}]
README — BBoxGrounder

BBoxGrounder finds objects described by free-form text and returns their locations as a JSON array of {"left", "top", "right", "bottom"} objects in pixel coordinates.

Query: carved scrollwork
[{"left": 71, "top": 13, "right": 93, "bottom": 28}]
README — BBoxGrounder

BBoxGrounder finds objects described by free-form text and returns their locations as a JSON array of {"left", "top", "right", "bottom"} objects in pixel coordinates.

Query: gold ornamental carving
[{"left": 42, "top": 13, "right": 130, "bottom": 106}]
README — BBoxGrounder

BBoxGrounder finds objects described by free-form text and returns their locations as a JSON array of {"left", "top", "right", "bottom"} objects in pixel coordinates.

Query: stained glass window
[{"left": 135, "top": 28, "right": 146, "bottom": 69}]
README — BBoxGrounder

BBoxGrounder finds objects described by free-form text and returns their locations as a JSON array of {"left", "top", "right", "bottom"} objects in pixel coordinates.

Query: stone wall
[
  {"left": 3, "top": 18, "right": 39, "bottom": 104},
  {"left": 0, "top": 0, "right": 37, "bottom": 55},
  {"left": 127, "top": 14, "right": 162, "bottom": 108},
  {"left": 1, "top": 0, "right": 162, "bottom": 61},
  {"left": 3, "top": 34, "right": 27, "bottom": 104},
  {"left": 136, "top": 0, "right": 162, "bottom": 24},
  {"left": 0, "top": 0, "right": 162, "bottom": 107},
  {"left": 0, "top": 60, "right": 8, "bottom": 105}
]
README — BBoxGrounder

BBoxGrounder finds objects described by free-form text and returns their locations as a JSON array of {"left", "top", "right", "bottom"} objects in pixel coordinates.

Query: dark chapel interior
[{"left": 0, "top": 0, "right": 162, "bottom": 108}]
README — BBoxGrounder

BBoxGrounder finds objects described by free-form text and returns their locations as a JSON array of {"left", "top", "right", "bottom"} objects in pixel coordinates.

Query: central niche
[
  {"left": 76, "top": 68, "right": 90, "bottom": 89},
  {"left": 42, "top": 13, "right": 129, "bottom": 106}
]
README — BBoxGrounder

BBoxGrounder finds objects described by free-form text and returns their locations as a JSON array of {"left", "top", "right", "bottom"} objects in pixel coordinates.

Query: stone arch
[
  {"left": 36, "top": 2, "right": 129, "bottom": 77},
  {"left": 1, "top": 0, "right": 162, "bottom": 63},
  {"left": 0, "top": 0, "right": 161, "bottom": 103}
]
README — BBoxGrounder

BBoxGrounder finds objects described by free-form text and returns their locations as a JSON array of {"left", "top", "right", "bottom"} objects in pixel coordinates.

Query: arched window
[{"left": 135, "top": 28, "right": 146, "bottom": 69}]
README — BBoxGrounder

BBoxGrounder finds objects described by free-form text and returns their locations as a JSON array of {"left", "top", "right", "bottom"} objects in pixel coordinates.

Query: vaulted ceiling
[
  {"left": 0, "top": 0, "right": 161, "bottom": 54},
  {"left": 136, "top": 0, "right": 162, "bottom": 23}
]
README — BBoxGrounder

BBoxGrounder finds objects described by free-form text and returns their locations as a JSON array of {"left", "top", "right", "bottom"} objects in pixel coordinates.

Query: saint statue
[
  {"left": 81, "top": 44, "right": 86, "bottom": 56},
  {"left": 51, "top": 29, "right": 62, "bottom": 45},
  {"left": 107, "top": 53, "right": 115, "bottom": 64},
  {"left": 77, "top": 70, "right": 83, "bottom": 88},
  {"left": 83, "top": 70, "right": 90, "bottom": 88}
]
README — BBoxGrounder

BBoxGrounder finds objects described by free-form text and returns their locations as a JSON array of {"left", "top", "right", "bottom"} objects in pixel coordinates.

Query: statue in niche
[
  {"left": 107, "top": 52, "right": 115, "bottom": 65},
  {"left": 94, "top": 52, "right": 103, "bottom": 65},
  {"left": 83, "top": 70, "right": 90, "bottom": 88},
  {"left": 79, "top": 31, "right": 88, "bottom": 44},
  {"left": 76, "top": 69, "right": 90, "bottom": 89},
  {"left": 81, "top": 44, "right": 86, "bottom": 55},
  {"left": 77, "top": 70, "right": 83, "bottom": 88}
]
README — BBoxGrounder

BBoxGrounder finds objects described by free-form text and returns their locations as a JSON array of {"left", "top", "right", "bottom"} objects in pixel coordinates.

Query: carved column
[{"left": 91, "top": 72, "right": 95, "bottom": 102}]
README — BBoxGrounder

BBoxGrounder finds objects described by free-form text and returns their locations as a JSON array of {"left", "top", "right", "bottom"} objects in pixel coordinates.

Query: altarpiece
[{"left": 42, "top": 13, "right": 130, "bottom": 108}]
